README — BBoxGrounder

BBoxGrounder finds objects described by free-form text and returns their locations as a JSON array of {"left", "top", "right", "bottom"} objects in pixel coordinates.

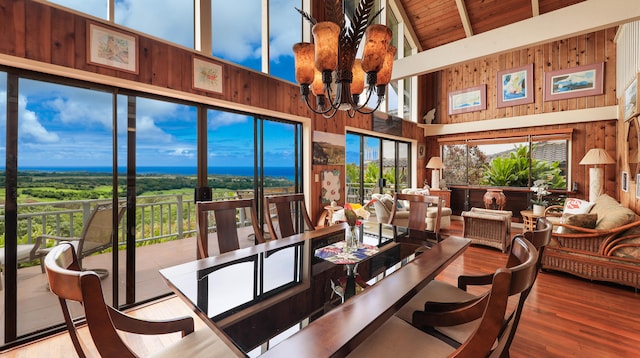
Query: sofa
[
  {"left": 461, "top": 207, "right": 512, "bottom": 252},
  {"left": 541, "top": 194, "right": 640, "bottom": 289},
  {"left": 370, "top": 190, "right": 451, "bottom": 232}
]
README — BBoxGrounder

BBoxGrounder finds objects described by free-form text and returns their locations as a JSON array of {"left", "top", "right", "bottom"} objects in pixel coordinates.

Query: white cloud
[
  {"left": 136, "top": 115, "right": 173, "bottom": 142},
  {"left": 18, "top": 95, "right": 60, "bottom": 143},
  {"left": 211, "top": 0, "right": 262, "bottom": 60},
  {"left": 48, "top": 96, "right": 112, "bottom": 128},
  {"left": 167, "top": 147, "right": 194, "bottom": 158},
  {"left": 208, "top": 111, "right": 249, "bottom": 130}
]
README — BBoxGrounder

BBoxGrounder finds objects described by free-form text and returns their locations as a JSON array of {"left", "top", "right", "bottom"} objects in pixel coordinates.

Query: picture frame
[
  {"left": 543, "top": 62, "right": 604, "bottom": 101},
  {"left": 636, "top": 174, "right": 640, "bottom": 199},
  {"left": 624, "top": 77, "right": 638, "bottom": 121},
  {"left": 448, "top": 84, "right": 487, "bottom": 115},
  {"left": 87, "top": 23, "right": 138, "bottom": 74},
  {"left": 418, "top": 144, "right": 426, "bottom": 159},
  {"left": 192, "top": 56, "right": 224, "bottom": 94},
  {"left": 622, "top": 171, "right": 629, "bottom": 192},
  {"left": 497, "top": 64, "right": 534, "bottom": 108}
]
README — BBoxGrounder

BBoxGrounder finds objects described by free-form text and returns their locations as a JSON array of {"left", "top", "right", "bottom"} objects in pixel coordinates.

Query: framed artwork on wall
[
  {"left": 497, "top": 64, "right": 534, "bottom": 108},
  {"left": 624, "top": 77, "right": 638, "bottom": 121},
  {"left": 636, "top": 174, "right": 640, "bottom": 199},
  {"left": 622, "top": 171, "right": 629, "bottom": 192},
  {"left": 87, "top": 23, "right": 138, "bottom": 74},
  {"left": 192, "top": 57, "right": 224, "bottom": 94},
  {"left": 448, "top": 85, "right": 487, "bottom": 115},
  {"left": 543, "top": 62, "right": 604, "bottom": 101}
]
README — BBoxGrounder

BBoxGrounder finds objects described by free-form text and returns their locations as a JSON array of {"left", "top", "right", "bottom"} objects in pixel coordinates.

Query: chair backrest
[
  {"left": 196, "top": 199, "right": 265, "bottom": 259},
  {"left": 391, "top": 193, "right": 442, "bottom": 234},
  {"left": 491, "top": 216, "right": 552, "bottom": 356},
  {"left": 45, "top": 242, "right": 133, "bottom": 358},
  {"left": 456, "top": 236, "right": 538, "bottom": 357},
  {"left": 77, "top": 202, "right": 126, "bottom": 262},
  {"left": 263, "top": 193, "right": 315, "bottom": 240}
]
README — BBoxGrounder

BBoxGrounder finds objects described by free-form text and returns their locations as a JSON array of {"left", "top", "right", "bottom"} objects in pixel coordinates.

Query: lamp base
[
  {"left": 588, "top": 167, "right": 603, "bottom": 202},
  {"left": 431, "top": 169, "right": 440, "bottom": 191}
]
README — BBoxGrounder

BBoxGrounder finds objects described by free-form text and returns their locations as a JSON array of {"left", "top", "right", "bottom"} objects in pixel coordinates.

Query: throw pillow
[
  {"left": 563, "top": 198, "right": 595, "bottom": 215},
  {"left": 560, "top": 213, "right": 598, "bottom": 234}
]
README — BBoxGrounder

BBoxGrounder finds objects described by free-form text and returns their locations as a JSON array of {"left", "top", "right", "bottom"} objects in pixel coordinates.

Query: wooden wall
[
  {"left": 421, "top": 28, "right": 620, "bottom": 204},
  {"left": 0, "top": 0, "right": 423, "bottom": 223}
]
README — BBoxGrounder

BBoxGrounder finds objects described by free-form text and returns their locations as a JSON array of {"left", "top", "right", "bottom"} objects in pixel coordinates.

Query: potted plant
[{"left": 530, "top": 179, "right": 550, "bottom": 215}]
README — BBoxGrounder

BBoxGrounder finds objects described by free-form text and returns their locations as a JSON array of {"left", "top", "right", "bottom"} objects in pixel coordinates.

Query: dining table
[{"left": 159, "top": 222, "right": 470, "bottom": 357}]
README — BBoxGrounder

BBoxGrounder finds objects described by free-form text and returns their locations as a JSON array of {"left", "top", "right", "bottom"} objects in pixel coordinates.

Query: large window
[
  {"left": 441, "top": 133, "right": 570, "bottom": 190},
  {"left": 346, "top": 132, "right": 411, "bottom": 204}
]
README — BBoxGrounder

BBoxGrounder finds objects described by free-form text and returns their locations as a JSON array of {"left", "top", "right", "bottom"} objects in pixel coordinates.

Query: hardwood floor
[{"left": 3, "top": 221, "right": 640, "bottom": 357}]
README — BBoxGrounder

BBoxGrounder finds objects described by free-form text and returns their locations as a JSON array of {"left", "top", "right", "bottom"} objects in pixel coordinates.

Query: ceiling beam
[
  {"left": 392, "top": 0, "right": 640, "bottom": 80},
  {"left": 531, "top": 0, "right": 539, "bottom": 17},
  {"left": 455, "top": 0, "right": 473, "bottom": 37}
]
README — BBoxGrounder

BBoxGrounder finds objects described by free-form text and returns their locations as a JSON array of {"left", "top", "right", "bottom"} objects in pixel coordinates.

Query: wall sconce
[
  {"left": 579, "top": 148, "right": 615, "bottom": 202},
  {"left": 426, "top": 157, "right": 444, "bottom": 190}
]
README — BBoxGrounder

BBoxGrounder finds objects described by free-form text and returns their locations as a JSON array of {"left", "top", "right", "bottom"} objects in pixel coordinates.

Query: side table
[{"left": 520, "top": 210, "right": 542, "bottom": 231}]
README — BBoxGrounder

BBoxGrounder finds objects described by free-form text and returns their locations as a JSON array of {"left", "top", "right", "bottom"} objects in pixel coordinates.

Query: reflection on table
[{"left": 160, "top": 222, "right": 470, "bottom": 356}]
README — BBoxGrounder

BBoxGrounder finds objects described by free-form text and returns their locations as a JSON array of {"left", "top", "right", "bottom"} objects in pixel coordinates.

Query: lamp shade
[
  {"left": 579, "top": 148, "right": 615, "bottom": 165},
  {"left": 361, "top": 24, "right": 392, "bottom": 73},
  {"left": 292, "top": 42, "right": 315, "bottom": 85},
  {"left": 311, "top": 69, "right": 324, "bottom": 96},
  {"left": 375, "top": 45, "right": 396, "bottom": 86},
  {"left": 426, "top": 156, "right": 444, "bottom": 169},
  {"left": 312, "top": 22, "right": 340, "bottom": 72},
  {"left": 351, "top": 59, "right": 365, "bottom": 95}
]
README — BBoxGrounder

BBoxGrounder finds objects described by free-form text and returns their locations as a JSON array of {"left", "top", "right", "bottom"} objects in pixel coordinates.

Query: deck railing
[{"left": 0, "top": 188, "right": 294, "bottom": 248}]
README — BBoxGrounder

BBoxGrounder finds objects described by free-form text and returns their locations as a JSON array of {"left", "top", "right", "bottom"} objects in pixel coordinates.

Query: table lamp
[
  {"left": 579, "top": 148, "right": 615, "bottom": 202},
  {"left": 426, "top": 156, "right": 444, "bottom": 190}
]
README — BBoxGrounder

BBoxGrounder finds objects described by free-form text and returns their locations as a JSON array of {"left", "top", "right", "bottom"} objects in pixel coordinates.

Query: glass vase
[{"left": 345, "top": 225, "right": 358, "bottom": 252}]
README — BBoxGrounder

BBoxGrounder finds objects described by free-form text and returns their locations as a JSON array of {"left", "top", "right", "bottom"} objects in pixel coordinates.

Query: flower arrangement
[
  {"left": 530, "top": 179, "right": 550, "bottom": 206},
  {"left": 332, "top": 202, "right": 371, "bottom": 226}
]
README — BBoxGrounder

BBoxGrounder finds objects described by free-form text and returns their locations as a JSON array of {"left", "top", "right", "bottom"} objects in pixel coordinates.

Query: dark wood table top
[
  {"left": 160, "top": 225, "right": 469, "bottom": 357},
  {"left": 259, "top": 236, "right": 470, "bottom": 358}
]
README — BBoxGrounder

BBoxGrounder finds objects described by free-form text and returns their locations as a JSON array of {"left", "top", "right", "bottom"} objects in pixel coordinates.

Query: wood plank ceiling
[{"left": 397, "top": 0, "right": 586, "bottom": 52}]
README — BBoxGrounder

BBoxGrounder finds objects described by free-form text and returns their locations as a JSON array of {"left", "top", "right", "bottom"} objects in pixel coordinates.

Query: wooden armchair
[
  {"left": 394, "top": 218, "right": 551, "bottom": 354},
  {"left": 347, "top": 236, "right": 539, "bottom": 358},
  {"left": 196, "top": 199, "right": 265, "bottom": 259},
  {"left": 390, "top": 193, "right": 443, "bottom": 244},
  {"left": 44, "top": 242, "right": 240, "bottom": 358},
  {"left": 263, "top": 193, "right": 315, "bottom": 240}
]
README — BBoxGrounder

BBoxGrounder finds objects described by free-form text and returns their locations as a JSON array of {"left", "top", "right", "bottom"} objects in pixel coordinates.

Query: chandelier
[{"left": 293, "top": 0, "right": 395, "bottom": 119}]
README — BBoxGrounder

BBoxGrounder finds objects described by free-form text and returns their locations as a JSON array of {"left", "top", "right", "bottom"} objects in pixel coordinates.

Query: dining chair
[
  {"left": 34, "top": 201, "right": 126, "bottom": 278},
  {"left": 196, "top": 199, "right": 265, "bottom": 259},
  {"left": 347, "top": 236, "right": 539, "bottom": 358},
  {"left": 263, "top": 193, "right": 315, "bottom": 240},
  {"left": 44, "top": 242, "right": 239, "bottom": 358},
  {"left": 389, "top": 193, "right": 442, "bottom": 244},
  {"left": 394, "top": 217, "right": 552, "bottom": 356}
]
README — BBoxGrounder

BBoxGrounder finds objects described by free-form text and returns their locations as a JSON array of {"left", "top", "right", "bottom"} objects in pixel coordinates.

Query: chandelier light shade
[
  {"left": 293, "top": 0, "right": 394, "bottom": 118},
  {"left": 579, "top": 148, "right": 615, "bottom": 202}
]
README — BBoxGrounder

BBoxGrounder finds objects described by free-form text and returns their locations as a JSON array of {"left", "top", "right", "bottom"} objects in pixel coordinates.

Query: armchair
[
  {"left": 44, "top": 242, "right": 239, "bottom": 357},
  {"left": 34, "top": 202, "right": 125, "bottom": 278}
]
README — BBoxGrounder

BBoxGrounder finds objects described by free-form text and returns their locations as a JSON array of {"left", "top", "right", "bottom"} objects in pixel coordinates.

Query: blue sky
[{"left": 0, "top": 1, "right": 301, "bottom": 169}]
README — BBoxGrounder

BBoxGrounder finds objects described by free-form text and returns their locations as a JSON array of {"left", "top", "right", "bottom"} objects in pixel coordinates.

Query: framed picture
[
  {"left": 636, "top": 174, "right": 640, "bottom": 199},
  {"left": 87, "top": 23, "right": 138, "bottom": 74},
  {"left": 543, "top": 62, "right": 604, "bottom": 101},
  {"left": 192, "top": 57, "right": 224, "bottom": 94},
  {"left": 497, "top": 64, "right": 535, "bottom": 108},
  {"left": 622, "top": 171, "right": 629, "bottom": 192},
  {"left": 497, "top": 64, "right": 534, "bottom": 108},
  {"left": 624, "top": 77, "right": 638, "bottom": 121},
  {"left": 448, "top": 85, "right": 487, "bottom": 115},
  {"left": 418, "top": 144, "right": 426, "bottom": 159}
]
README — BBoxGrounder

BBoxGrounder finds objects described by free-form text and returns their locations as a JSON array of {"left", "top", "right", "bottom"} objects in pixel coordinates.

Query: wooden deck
[{"left": 3, "top": 220, "right": 640, "bottom": 356}]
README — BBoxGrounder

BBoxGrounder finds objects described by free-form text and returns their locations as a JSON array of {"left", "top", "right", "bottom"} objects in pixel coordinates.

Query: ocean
[{"left": 14, "top": 166, "right": 296, "bottom": 180}]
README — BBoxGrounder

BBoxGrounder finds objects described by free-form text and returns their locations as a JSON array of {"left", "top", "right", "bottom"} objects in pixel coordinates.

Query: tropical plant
[{"left": 480, "top": 144, "right": 566, "bottom": 188}]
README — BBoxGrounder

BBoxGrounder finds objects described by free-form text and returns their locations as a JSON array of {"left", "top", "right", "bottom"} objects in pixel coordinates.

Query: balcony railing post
[{"left": 177, "top": 195, "right": 184, "bottom": 240}]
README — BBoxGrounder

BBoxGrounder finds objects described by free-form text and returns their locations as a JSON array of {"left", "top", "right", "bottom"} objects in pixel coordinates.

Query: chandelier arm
[
  {"left": 350, "top": 86, "right": 375, "bottom": 112},
  {"left": 302, "top": 93, "right": 337, "bottom": 115},
  {"left": 321, "top": 106, "right": 339, "bottom": 119}
]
